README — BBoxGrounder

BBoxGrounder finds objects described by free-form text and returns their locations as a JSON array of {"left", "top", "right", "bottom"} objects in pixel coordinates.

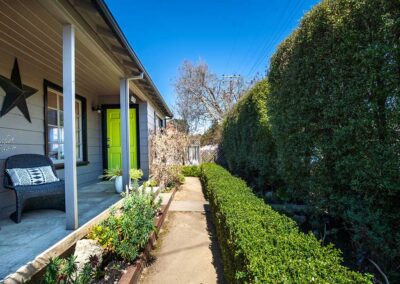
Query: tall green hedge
[
  {"left": 201, "top": 163, "right": 371, "bottom": 283},
  {"left": 267, "top": 0, "right": 400, "bottom": 278},
  {"left": 222, "top": 81, "right": 278, "bottom": 191},
  {"left": 220, "top": 0, "right": 400, "bottom": 280}
]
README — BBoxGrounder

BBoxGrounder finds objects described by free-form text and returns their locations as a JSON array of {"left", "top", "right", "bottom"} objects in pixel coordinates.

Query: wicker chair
[{"left": 4, "top": 154, "right": 65, "bottom": 223}]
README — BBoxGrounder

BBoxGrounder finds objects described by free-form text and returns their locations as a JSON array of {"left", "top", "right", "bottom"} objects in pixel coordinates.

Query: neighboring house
[{"left": 0, "top": 0, "right": 172, "bottom": 228}]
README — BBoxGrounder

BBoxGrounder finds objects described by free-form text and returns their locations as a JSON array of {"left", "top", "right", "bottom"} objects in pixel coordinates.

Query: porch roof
[
  {"left": 74, "top": 0, "right": 173, "bottom": 117},
  {"left": 94, "top": 0, "right": 173, "bottom": 118},
  {"left": 0, "top": 0, "right": 172, "bottom": 117}
]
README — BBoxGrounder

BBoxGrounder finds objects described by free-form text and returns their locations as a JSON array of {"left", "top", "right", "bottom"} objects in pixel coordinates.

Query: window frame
[
  {"left": 154, "top": 113, "right": 164, "bottom": 133},
  {"left": 44, "top": 80, "right": 89, "bottom": 169},
  {"left": 158, "top": 116, "right": 164, "bottom": 129}
]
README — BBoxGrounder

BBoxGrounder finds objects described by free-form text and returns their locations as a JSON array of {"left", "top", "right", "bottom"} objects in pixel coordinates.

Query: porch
[
  {"left": 0, "top": 0, "right": 171, "bottom": 231},
  {"left": 0, "top": 181, "right": 120, "bottom": 280}
]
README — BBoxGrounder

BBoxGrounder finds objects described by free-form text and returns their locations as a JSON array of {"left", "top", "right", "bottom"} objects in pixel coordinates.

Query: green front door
[{"left": 106, "top": 108, "right": 138, "bottom": 170}]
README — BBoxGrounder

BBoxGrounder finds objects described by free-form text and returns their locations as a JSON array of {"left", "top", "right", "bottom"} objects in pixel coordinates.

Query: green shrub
[
  {"left": 88, "top": 190, "right": 159, "bottom": 262},
  {"left": 201, "top": 163, "right": 371, "bottom": 283},
  {"left": 181, "top": 165, "right": 201, "bottom": 177},
  {"left": 267, "top": 0, "right": 400, "bottom": 277},
  {"left": 166, "top": 165, "right": 185, "bottom": 187},
  {"left": 41, "top": 256, "right": 96, "bottom": 284},
  {"left": 222, "top": 80, "right": 279, "bottom": 191}
]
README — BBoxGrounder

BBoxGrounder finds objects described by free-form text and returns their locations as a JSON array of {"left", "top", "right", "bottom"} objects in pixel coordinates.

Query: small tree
[
  {"left": 174, "top": 60, "right": 248, "bottom": 133},
  {"left": 150, "top": 123, "right": 189, "bottom": 186}
]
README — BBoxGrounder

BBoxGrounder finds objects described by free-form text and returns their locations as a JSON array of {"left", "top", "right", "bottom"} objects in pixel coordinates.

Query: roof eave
[{"left": 94, "top": 0, "right": 173, "bottom": 117}]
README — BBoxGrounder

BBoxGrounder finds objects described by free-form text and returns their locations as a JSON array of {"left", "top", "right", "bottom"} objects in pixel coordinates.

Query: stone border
[{"left": 118, "top": 187, "right": 178, "bottom": 284}]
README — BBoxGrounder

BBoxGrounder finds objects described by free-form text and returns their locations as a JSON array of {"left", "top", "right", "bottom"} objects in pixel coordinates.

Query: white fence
[{"left": 187, "top": 145, "right": 200, "bottom": 165}]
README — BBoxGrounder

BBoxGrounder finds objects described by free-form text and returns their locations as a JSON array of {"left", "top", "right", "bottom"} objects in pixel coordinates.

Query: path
[{"left": 140, "top": 177, "right": 225, "bottom": 284}]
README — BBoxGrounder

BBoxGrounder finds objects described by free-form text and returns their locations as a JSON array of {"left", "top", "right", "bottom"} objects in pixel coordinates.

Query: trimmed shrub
[
  {"left": 201, "top": 163, "right": 371, "bottom": 283},
  {"left": 267, "top": 0, "right": 400, "bottom": 277},
  {"left": 221, "top": 81, "right": 279, "bottom": 191},
  {"left": 181, "top": 165, "right": 201, "bottom": 177}
]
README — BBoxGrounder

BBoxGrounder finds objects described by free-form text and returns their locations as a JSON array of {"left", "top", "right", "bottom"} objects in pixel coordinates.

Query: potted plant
[
  {"left": 143, "top": 179, "right": 158, "bottom": 194},
  {"left": 101, "top": 168, "right": 123, "bottom": 193}
]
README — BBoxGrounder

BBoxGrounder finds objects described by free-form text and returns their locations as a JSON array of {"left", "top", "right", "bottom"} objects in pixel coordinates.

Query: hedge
[
  {"left": 219, "top": 0, "right": 400, "bottom": 279},
  {"left": 201, "top": 163, "right": 371, "bottom": 283},
  {"left": 267, "top": 0, "right": 400, "bottom": 277},
  {"left": 222, "top": 80, "right": 279, "bottom": 191},
  {"left": 181, "top": 165, "right": 201, "bottom": 177}
]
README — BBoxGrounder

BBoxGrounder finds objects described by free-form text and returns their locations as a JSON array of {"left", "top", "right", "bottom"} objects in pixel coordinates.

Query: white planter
[{"left": 114, "top": 176, "right": 123, "bottom": 194}]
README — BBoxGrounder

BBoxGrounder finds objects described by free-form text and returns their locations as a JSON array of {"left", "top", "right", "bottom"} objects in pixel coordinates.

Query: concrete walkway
[{"left": 140, "top": 177, "right": 225, "bottom": 284}]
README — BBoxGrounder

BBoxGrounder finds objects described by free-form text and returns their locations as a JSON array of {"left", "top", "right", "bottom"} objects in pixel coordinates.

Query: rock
[
  {"left": 292, "top": 214, "right": 307, "bottom": 224},
  {"left": 270, "top": 203, "right": 307, "bottom": 214},
  {"left": 264, "top": 191, "right": 274, "bottom": 201},
  {"left": 73, "top": 239, "right": 103, "bottom": 275}
]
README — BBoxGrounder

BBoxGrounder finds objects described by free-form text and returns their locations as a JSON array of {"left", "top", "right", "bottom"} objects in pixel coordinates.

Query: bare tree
[
  {"left": 174, "top": 60, "right": 248, "bottom": 133},
  {"left": 149, "top": 123, "right": 189, "bottom": 186}
]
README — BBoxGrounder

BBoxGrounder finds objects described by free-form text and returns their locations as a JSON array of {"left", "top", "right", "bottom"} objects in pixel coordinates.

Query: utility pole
[{"left": 222, "top": 74, "right": 242, "bottom": 102}]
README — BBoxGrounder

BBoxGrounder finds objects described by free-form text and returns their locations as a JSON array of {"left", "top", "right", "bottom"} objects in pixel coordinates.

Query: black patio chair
[{"left": 3, "top": 154, "right": 65, "bottom": 223}]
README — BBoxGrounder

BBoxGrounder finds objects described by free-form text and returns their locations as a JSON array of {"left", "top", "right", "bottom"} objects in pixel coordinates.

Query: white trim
[
  {"left": 47, "top": 88, "right": 83, "bottom": 164},
  {"left": 120, "top": 78, "right": 131, "bottom": 190},
  {"left": 63, "top": 24, "right": 78, "bottom": 230}
]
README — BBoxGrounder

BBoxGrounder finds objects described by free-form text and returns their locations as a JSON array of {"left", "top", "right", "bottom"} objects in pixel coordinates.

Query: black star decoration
[{"left": 0, "top": 58, "right": 37, "bottom": 123}]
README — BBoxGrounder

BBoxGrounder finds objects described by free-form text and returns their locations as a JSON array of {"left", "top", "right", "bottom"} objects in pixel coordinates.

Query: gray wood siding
[
  {"left": 0, "top": 56, "right": 103, "bottom": 219},
  {"left": 0, "top": 54, "right": 46, "bottom": 218}
]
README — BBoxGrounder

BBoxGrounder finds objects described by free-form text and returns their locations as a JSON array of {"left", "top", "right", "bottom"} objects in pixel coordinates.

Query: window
[
  {"left": 44, "top": 81, "right": 88, "bottom": 167},
  {"left": 154, "top": 112, "right": 165, "bottom": 133},
  {"left": 158, "top": 117, "right": 164, "bottom": 129}
]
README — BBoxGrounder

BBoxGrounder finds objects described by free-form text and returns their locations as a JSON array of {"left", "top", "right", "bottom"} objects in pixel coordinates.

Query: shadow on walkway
[
  {"left": 204, "top": 204, "right": 226, "bottom": 284},
  {"left": 140, "top": 177, "right": 226, "bottom": 284}
]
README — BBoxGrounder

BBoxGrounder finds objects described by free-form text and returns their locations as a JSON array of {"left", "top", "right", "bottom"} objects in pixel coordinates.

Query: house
[{"left": 0, "top": 0, "right": 172, "bottom": 231}]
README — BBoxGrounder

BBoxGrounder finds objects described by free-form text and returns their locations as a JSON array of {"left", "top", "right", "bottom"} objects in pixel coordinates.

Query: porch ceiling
[
  {"left": 0, "top": 0, "right": 172, "bottom": 117},
  {"left": 0, "top": 0, "right": 120, "bottom": 98}
]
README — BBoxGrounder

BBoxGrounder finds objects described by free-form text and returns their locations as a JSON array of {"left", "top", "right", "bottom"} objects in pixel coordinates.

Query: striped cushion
[{"left": 6, "top": 166, "right": 59, "bottom": 186}]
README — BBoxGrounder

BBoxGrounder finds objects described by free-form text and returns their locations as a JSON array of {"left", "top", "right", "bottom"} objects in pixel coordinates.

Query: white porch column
[
  {"left": 120, "top": 78, "right": 131, "bottom": 189},
  {"left": 138, "top": 101, "right": 150, "bottom": 179},
  {"left": 63, "top": 24, "right": 78, "bottom": 230}
]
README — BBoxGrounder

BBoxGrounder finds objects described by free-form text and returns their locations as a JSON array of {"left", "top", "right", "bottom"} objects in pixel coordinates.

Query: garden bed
[
  {"left": 25, "top": 185, "right": 177, "bottom": 284},
  {"left": 118, "top": 186, "right": 177, "bottom": 284}
]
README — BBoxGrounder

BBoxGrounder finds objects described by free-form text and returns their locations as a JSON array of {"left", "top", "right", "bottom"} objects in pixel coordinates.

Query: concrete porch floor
[{"left": 0, "top": 181, "right": 121, "bottom": 280}]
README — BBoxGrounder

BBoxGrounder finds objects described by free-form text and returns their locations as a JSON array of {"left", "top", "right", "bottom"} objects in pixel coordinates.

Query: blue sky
[{"left": 106, "top": 0, "right": 321, "bottom": 110}]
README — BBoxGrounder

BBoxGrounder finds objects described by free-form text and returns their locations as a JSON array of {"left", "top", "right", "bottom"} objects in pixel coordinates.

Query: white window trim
[{"left": 47, "top": 88, "right": 83, "bottom": 164}]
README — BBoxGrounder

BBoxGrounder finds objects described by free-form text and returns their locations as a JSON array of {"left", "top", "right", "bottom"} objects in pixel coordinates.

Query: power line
[
  {"left": 231, "top": 0, "right": 278, "bottom": 75},
  {"left": 246, "top": 1, "right": 304, "bottom": 78},
  {"left": 224, "top": 1, "right": 253, "bottom": 72},
  {"left": 237, "top": 0, "right": 292, "bottom": 76}
]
